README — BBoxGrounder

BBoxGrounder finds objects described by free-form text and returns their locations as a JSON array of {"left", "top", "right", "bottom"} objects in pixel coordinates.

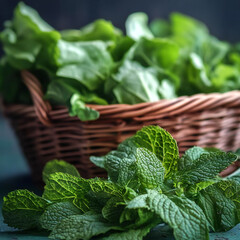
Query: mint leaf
[
  {"left": 117, "top": 157, "right": 138, "bottom": 188},
  {"left": 43, "top": 171, "right": 126, "bottom": 213},
  {"left": 133, "top": 125, "right": 179, "bottom": 177},
  {"left": 136, "top": 148, "right": 165, "bottom": 189},
  {"left": 42, "top": 159, "right": 80, "bottom": 183},
  {"left": 39, "top": 201, "right": 81, "bottom": 230},
  {"left": 50, "top": 212, "right": 117, "bottom": 240},
  {"left": 120, "top": 208, "right": 156, "bottom": 229},
  {"left": 196, "top": 181, "right": 240, "bottom": 232},
  {"left": 83, "top": 179, "right": 127, "bottom": 213},
  {"left": 121, "top": 194, "right": 156, "bottom": 228},
  {"left": 178, "top": 146, "right": 206, "bottom": 170},
  {"left": 218, "top": 179, "right": 240, "bottom": 203},
  {"left": 102, "top": 138, "right": 137, "bottom": 183},
  {"left": 102, "top": 197, "right": 125, "bottom": 223},
  {"left": 178, "top": 146, "right": 223, "bottom": 171},
  {"left": 2, "top": 125, "right": 240, "bottom": 239},
  {"left": 177, "top": 152, "right": 237, "bottom": 185},
  {"left": 43, "top": 172, "right": 90, "bottom": 212},
  {"left": 90, "top": 156, "right": 105, "bottom": 168},
  {"left": 146, "top": 190, "right": 209, "bottom": 240},
  {"left": 125, "top": 194, "right": 148, "bottom": 210},
  {"left": 91, "top": 126, "right": 179, "bottom": 187},
  {"left": 3, "top": 190, "right": 49, "bottom": 230}
]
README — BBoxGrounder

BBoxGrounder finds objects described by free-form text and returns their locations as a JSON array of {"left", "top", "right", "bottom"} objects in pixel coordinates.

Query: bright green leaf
[
  {"left": 42, "top": 159, "right": 80, "bottom": 184},
  {"left": 3, "top": 190, "right": 49, "bottom": 230},
  {"left": 136, "top": 148, "right": 165, "bottom": 189}
]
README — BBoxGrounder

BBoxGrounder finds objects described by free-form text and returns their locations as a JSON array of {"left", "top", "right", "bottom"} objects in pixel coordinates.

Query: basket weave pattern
[{"left": 3, "top": 71, "right": 240, "bottom": 182}]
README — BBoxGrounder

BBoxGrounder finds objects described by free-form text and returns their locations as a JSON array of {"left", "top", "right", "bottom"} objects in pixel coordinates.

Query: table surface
[{"left": 0, "top": 115, "right": 240, "bottom": 240}]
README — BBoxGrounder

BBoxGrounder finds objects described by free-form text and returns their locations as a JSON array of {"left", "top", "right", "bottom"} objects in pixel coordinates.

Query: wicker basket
[{"left": 2, "top": 70, "right": 240, "bottom": 183}]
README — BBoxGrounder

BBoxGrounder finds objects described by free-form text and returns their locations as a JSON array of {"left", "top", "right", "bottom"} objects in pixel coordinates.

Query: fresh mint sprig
[{"left": 2, "top": 126, "right": 240, "bottom": 240}]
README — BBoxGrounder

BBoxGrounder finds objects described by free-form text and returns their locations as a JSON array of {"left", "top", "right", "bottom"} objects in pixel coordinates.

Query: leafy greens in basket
[
  {"left": 1, "top": 3, "right": 240, "bottom": 121},
  {"left": 2, "top": 125, "right": 240, "bottom": 240}
]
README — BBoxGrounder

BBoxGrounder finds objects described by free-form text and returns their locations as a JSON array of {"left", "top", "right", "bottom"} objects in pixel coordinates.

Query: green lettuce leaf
[
  {"left": 69, "top": 93, "right": 100, "bottom": 121},
  {"left": 150, "top": 19, "right": 170, "bottom": 38},
  {"left": 125, "top": 12, "right": 153, "bottom": 40},
  {"left": 112, "top": 61, "right": 162, "bottom": 104},
  {"left": 125, "top": 37, "right": 179, "bottom": 69},
  {"left": 56, "top": 40, "right": 113, "bottom": 91},
  {"left": 61, "top": 19, "right": 122, "bottom": 42}
]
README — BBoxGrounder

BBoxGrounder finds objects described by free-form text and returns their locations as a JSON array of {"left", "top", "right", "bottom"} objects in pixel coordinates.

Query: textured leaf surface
[
  {"left": 117, "top": 157, "right": 138, "bottom": 188},
  {"left": 146, "top": 190, "right": 209, "bottom": 240},
  {"left": 39, "top": 201, "right": 81, "bottom": 230},
  {"left": 3, "top": 190, "right": 49, "bottom": 230},
  {"left": 126, "top": 195, "right": 148, "bottom": 210},
  {"left": 218, "top": 179, "right": 240, "bottom": 203},
  {"left": 91, "top": 126, "right": 178, "bottom": 187},
  {"left": 121, "top": 194, "right": 157, "bottom": 228},
  {"left": 103, "top": 138, "right": 137, "bottom": 183},
  {"left": 42, "top": 159, "right": 80, "bottom": 183},
  {"left": 43, "top": 172, "right": 90, "bottom": 212},
  {"left": 196, "top": 181, "right": 240, "bottom": 232},
  {"left": 133, "top": 125, "right": 179, "bottom": 176},
  {"left": 136, "top": 148, "right": 165, "bottom": 189},
  {"left": 102, "top": 197, "right": 125, "bottom": 222},
  {"left": 178, "top": 146, "right": 206, "bottom": 170},
  {"left": 50, "top": 212, "right": 115, "bottom": 240},
  {"left": 177, "top": 152, "right": 237, "bottom": 185}
]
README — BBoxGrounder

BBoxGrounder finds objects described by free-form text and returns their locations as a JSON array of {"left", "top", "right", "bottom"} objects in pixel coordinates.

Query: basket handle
[{"left": 21, "top": 70, "right": 52, "bottom": 126}]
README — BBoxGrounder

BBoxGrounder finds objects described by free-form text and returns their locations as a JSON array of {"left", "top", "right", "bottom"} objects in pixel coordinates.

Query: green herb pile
[
  {"left": 2, "top": 125, "right": 240, "bottom": 240},
  {"left": 1, "top": 3, "right": 240, "bottom": 121}
]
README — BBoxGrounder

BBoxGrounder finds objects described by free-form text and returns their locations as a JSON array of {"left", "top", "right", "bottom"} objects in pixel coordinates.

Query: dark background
[
  {"left": 1, "top": 0, "right": 240, "bottom": 183},
  {"left": 1, "top": 0, "right": 240, "bottom": 43}
]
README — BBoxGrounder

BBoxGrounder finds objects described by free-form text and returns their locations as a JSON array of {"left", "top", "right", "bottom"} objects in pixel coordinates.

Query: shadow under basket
[{"left": 2, "top": 70, "right": 240, "bottom": 183}]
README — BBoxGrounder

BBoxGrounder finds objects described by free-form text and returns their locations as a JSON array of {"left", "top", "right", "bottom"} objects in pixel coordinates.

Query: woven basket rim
[
  {"left": 3, "top": 90, "right": 240, "bottom": 122},
  {"left": 3, "top": 89, "right": 240, "bottom": 180},
  {"left": 3, "top": 90, "right": 240, "bottom": 108}
]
